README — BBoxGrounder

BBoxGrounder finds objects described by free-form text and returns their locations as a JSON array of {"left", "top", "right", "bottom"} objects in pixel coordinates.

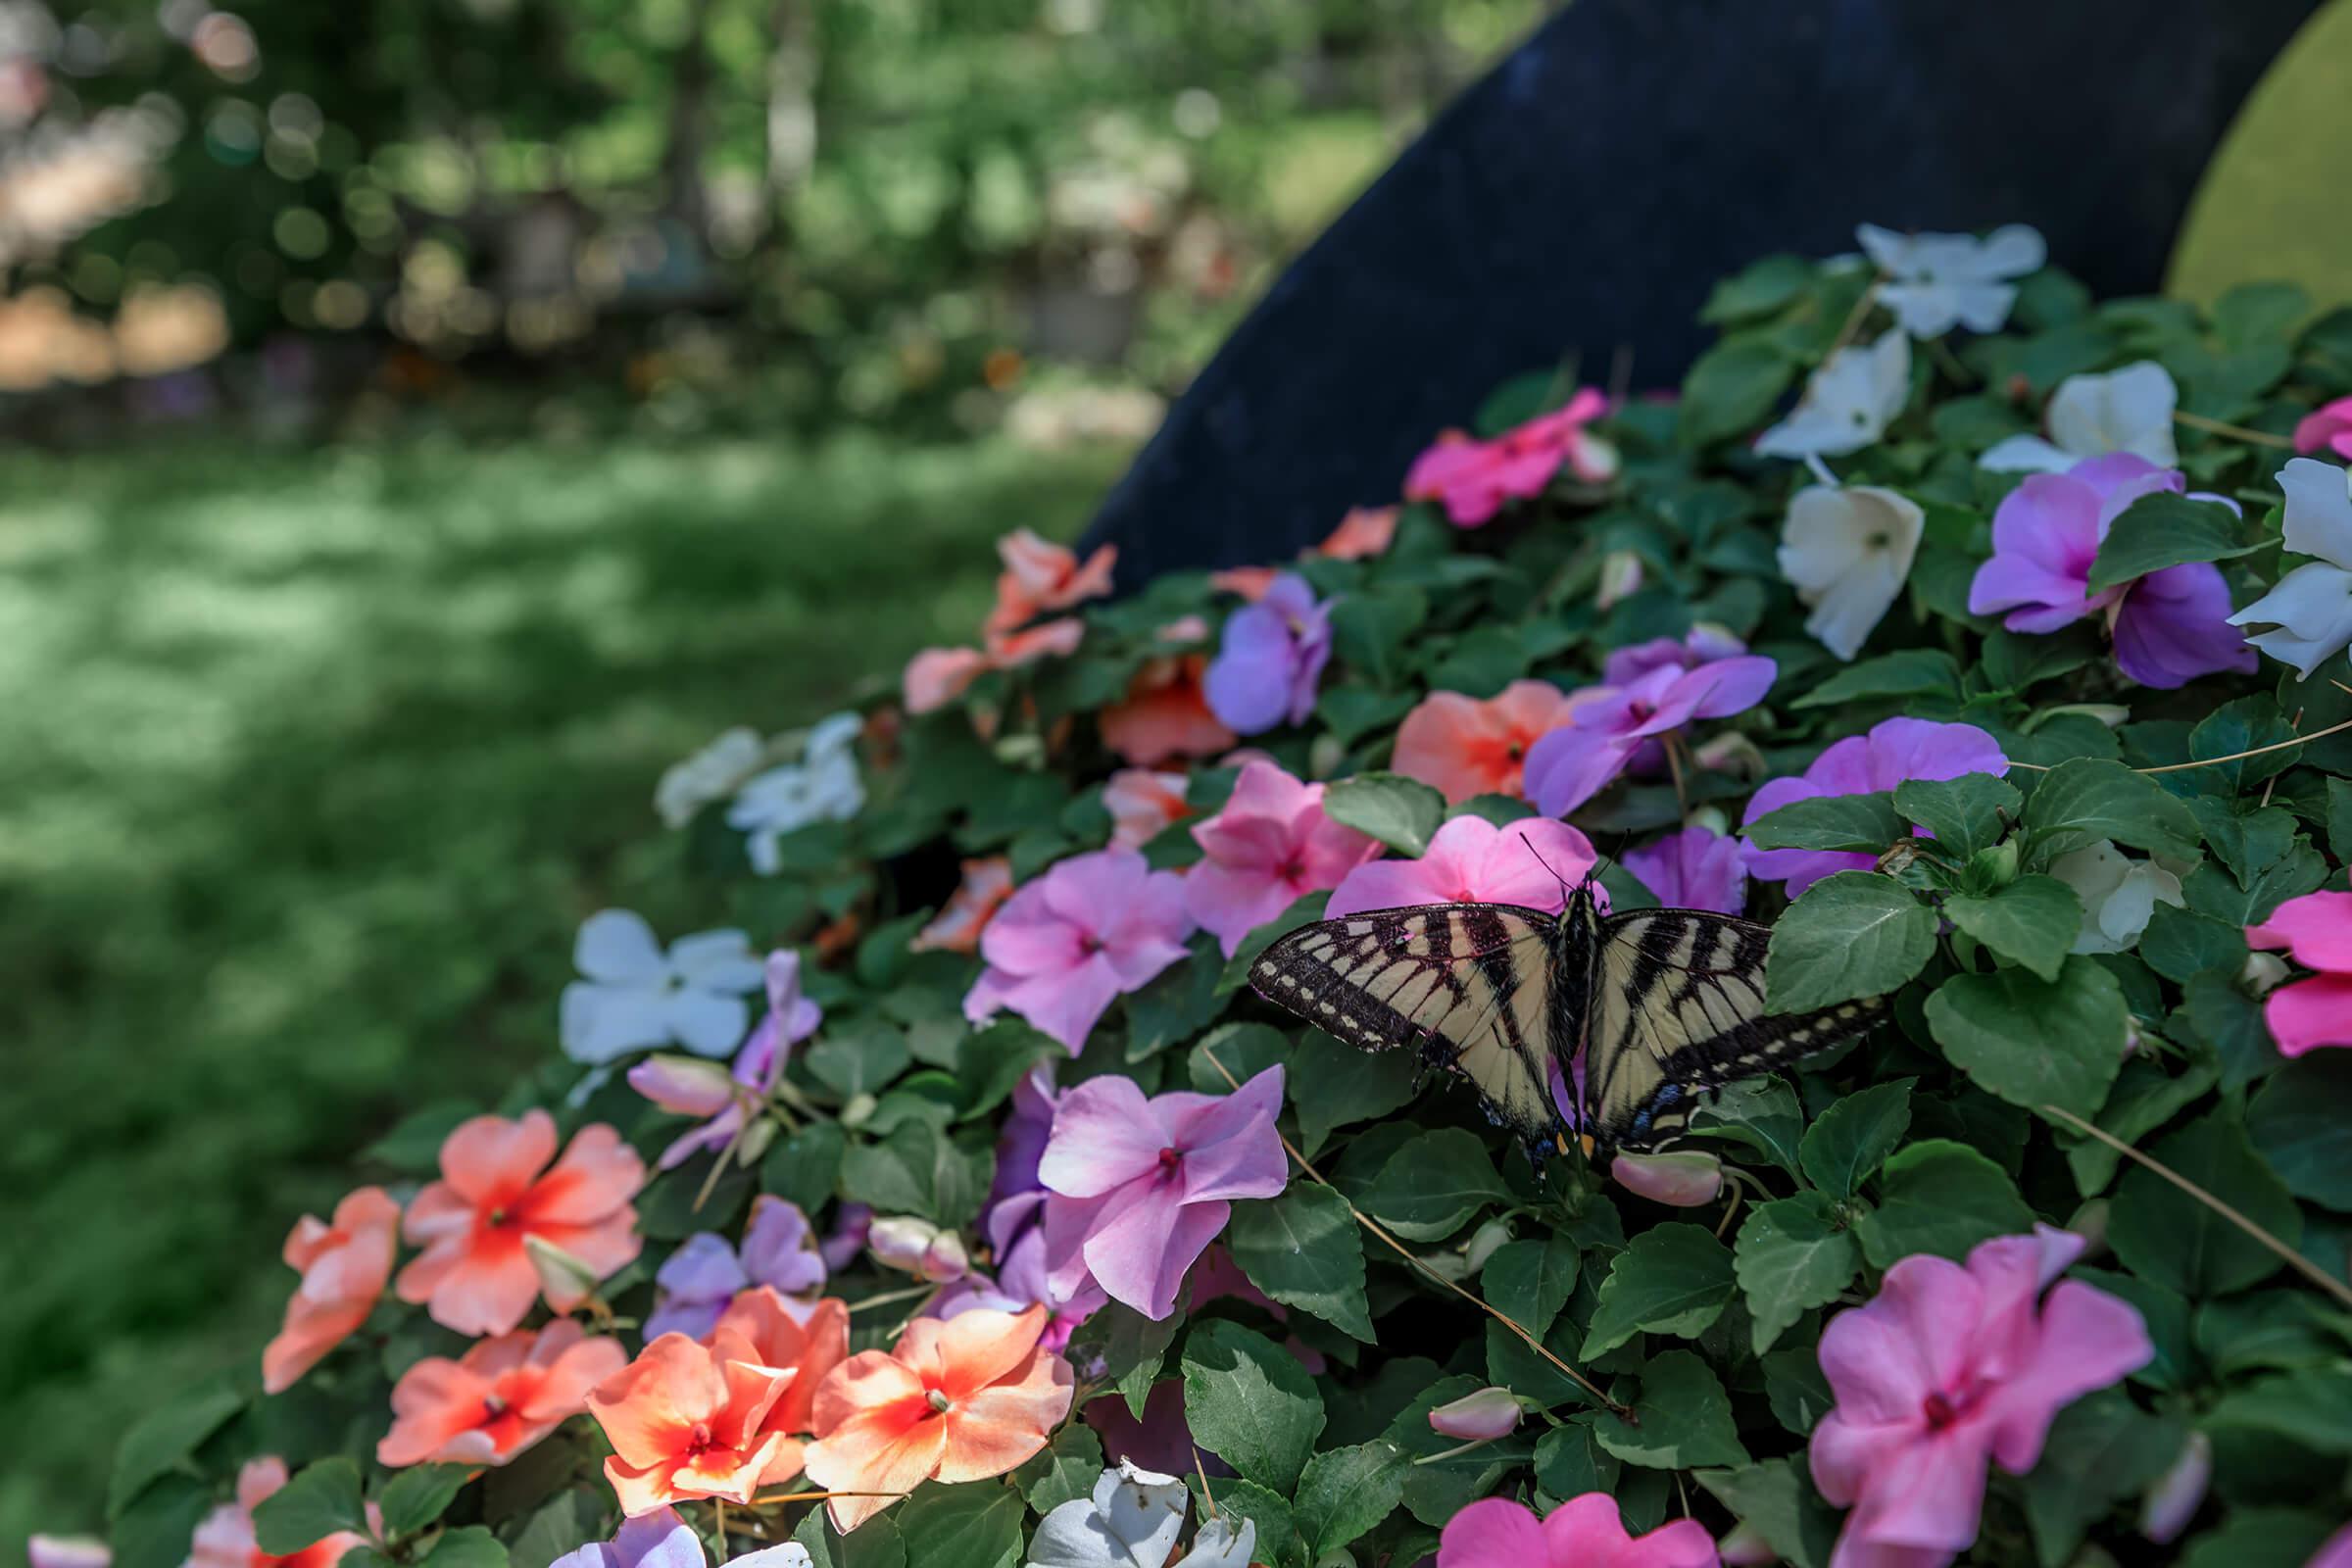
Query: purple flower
[
  {"left": 1524, "top": 643, "right": 1777, "bottom": 815},
  {"left": 1967, "top": 454, "right": 2255, "bottom": 688},
  {"left": 1622, "top": 825, "right": 1748, "bottom": 914},
  {"left": 1742, "top": 717, "right": 2008, "bottom": 896},
  {"left": 961, "top": 848, "right": 1197, "bottom": 1054},
  {"left": 550, "top": 1509, "right": 808, "bottom": 1568},
  {"left": 627, "top": 950, "right": 822, "bottom": 1170},
  {"left": 1203, "top": 572, "right": 1332, "bottom": 734},
  {"left": 643, "top": 1196, "right": 825, "bottom": 1340},
  {"left": 819, "top": 1202, "right": 872, "bottom": 1273}
]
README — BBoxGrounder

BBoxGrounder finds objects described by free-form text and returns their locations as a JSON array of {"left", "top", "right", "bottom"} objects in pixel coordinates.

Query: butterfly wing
[
  {"left": 1581, "top": 906, "right": 1888, "bottom": 1154},
  {"left": 1250, "top": 903, "right": 1570, "bottom": 1150}
]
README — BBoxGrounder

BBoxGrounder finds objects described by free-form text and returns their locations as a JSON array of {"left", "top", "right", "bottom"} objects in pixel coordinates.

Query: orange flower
[
  {"left": 710, "top": 1287, "right": 852, "bottom": 1484},
  {"left": 262, "top": 1186, "right": 400, "bottom": 1395},
  {"left": 396, "top": 1110, "right": 645, "bottom": 1337},
  {"left": 185, "top": 1458, "right": 371, "bottom": 1568},
  {"left": 1100, "top": 656, "right": 1236, "bottom": 766},
  {"left": 1392, "top": 679, "right": 1580, "bottom": 803},
  {"left": 911, "top": 857, "right": 1015, "bottom": 955},
  {"left": 377, "top": 1319, "right": 626, "bottom": 1468},
  {"left": 984, "top": 529, "right": 1116, "bottom": 635},
  {"left": 1208, "top": 565, "right": 1279, "bottom": 602},
  {"left": 1102, "top": 768, "right": 1192, "bottom": 850},
  {"left": 1319, "top": 505, "right": 1398, "bottom": 561},
  {"left": 803, "top": 1302, "right": 1074, "bottom": 1533},
  {"left": 587, "top": 1329, "right": 797, "bottom": 1515},
  {"left": 902, "top": 647, "right": 990, "bottom": 715}
]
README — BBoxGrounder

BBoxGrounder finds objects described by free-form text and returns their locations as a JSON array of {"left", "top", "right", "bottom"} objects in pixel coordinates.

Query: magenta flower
[
  {"left": 1438, "top": 1493, "right": 1719, "bottom": 1568},
  {"left": 1405, "top": 388, "right": 1619, "bottom": 527},
  {"left": 1966, "top": 454, "right": 2255, "bottom": 689},
  {"left": 1185, "top": 760, "right": 1381, "bottom": 955},
  {"left": 928, "top": 1066, "right": 1105, "bottom": 1350},
  {"left": 1037, "top": 1065, "right": 1288, "bottom": 1320},
  {"left": 2295, "top": 395, "right": 2352, "bottom": 460},
  {"left": 1743, "top": 718, "right": 2008, "bottom": 897},
  {"left": 961, "top": 848, "right": 1196, "bottom": 1054},
  {"left": 1811, "top": 1226, "right": 2151, "bottom": 1568},
  {"left": 1523, "top": 646, "right": 1777, "bottom": 816},
  {"left": 2244, "top": 891, "right": 2352, "bottom": 1056},
  {"left": 1623, "top": 825, "right": 1748, "bottom": 914},
  {"left": 643, "top": 1196, "right": 826, "bottom": 1341},
  {"left": 1203, "top": 572, "right": 1332, "bottom": 735},
  {"left": 1326, "top": 814, "right": 1598, "bottom": 919},
  {"left": 627, "top": 950, "right": 822, "bottom": 1170}
]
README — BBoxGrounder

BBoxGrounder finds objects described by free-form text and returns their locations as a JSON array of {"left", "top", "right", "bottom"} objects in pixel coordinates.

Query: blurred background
[{"left": 0, "top": 0, "right": 1547, "bottom": 1548}]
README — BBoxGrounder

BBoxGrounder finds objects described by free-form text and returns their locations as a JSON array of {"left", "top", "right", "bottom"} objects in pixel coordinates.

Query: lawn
[{"left": 0, "top": 427, "right": 1128, "bottom": 1547}]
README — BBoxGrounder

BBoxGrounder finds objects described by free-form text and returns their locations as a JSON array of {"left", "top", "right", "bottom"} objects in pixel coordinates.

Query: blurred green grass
[{"left": 0, "top": 429, "right": 1126, "bottom": 1546}]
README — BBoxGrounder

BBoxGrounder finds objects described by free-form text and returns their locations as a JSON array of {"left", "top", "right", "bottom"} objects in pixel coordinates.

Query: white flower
[
  {"left": 2049, "top": 842, "right": 2187, "bottom": 955},
  {"left": 1981, "top": 362, "right": 2180, "bottom": 471},
  {"left": 559, "top": 909, "right": 765, "bottom": 1062},
  {"left": 1026, "top": 1462, "right": 1256, "bottom": 1568},
  {"left": 1856, "top": 221, "right": 2046, "bottom": 338},
  {"left": 1756, "top": 332, "right": 1911, "bottom": 459},
  {"left": 1778, "top": 483, "right": 1925, "bottom": 661},
  {"left": 2227, "top": 458, "right": 2352, "bottom": 678},
  {"left": 655, "top": 726, "right": 768, "bottom": 829},
  {"left": 726, "top": 711, "right": 865, "bottom": 873}
]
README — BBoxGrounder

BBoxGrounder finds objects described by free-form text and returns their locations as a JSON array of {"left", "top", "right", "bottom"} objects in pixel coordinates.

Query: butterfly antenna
[{"left": 1518, "top": 831, "right": 1575, "bottom": 905}]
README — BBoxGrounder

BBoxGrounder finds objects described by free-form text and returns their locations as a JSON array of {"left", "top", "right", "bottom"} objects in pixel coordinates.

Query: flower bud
[
  {"left": 1717, "top": 1522, "right": 1778, "bottom": 1566},
  {"left": 627, "top": 1054, "right": 737, "bottom": 1117},
  {"left": 735, "top": 1116, "right": 778, "bottom": 1166},
  {"left": 2139, "top": 1431, "right": 2211, "bottom": 1544},
  {"left": 2064, "top": 1199, "right": 2109, "bottom": 1259},
  {"left": 1427, "top": 1386, "right": 1522, "bottom": 1442},
  {"left": 920, "top": 1229, "right": 971, "bottom": 1284},
  {"left": 1596, "top": 549, "right": 1645, "bottom": 611},
  {"left": 1692, "top": 731, "right": 1766, "bottom": 780},
  {"left": 840, "top": 1091, "right": 878, "bottom": 1129},
  {"left": 29, "top": 1539, "right": 111, "bottom": 1568},
  {"left": 1610, "top": 1149, "right": 1724, "bottom": 1207},
  {"left": 1689, "top": 805, "right": 1732, "bottom": 838},
  {"left": 1461, "top": 1217, "right": 1516, "bottom": 1276},
  {"left": 2040, "top": 702, "right": 2133, "bottom": 730},
  {"left": 867, "top": 1215, "right": 942, "bottom": 1275},
  {"left": 523, "top": 1234, "right": 604, "bottom": 1309},
  {"left": 2241, "top": 951, "right": 2290, "bottom": 997}
]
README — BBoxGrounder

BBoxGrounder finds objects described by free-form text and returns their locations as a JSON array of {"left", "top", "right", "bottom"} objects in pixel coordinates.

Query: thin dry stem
[
  {"left": 2174, "top": 409, "right": 2295, "bottom": 449},
  {"left": 2005, "top": 711, "right": 2352, "bottom": 774}
]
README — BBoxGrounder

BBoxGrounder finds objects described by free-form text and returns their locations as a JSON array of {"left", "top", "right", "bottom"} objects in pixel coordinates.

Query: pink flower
[
  {"left": 1610, "top": 1149, "right": 1725, "bottom": 1206},
  {"left": 1743, "top": 718, "right": 2009, "bottom": 897},
  {"left": 1038, "top": 1065, "right": 1288, "bottom": 1320},
  {"left": 902, "top": 648, "right": 990, "bottom": 715},
  {"left": 962, "top": 848, "right": 1196, "bottom": 1054},
  {"left": 2295, "top": 395, "right": 2352, "bottom": 460},
  {"left": 2244, "top": 890, "right": 2352, "bottom": 1055},
  {"left": 1405, "top": 389, "right": 1619, "bottom": 527},
  {"left": 1523, "top": 649, "right": 1777, "bottom": 815},
  {"left": 186, "top": 1458, "right": 375, "bottom": 1568},
  {"left": 1622, "top": 825, "right": 1748, "bottom": 914},
  {"left": 1185, "top": 760, "right": 1381, "bottom": 955},
  {"left": 1438, "top": 1493, "right": 1718, "bottom": 1568},
  {"left": 1811, "top": 1227, "right": 2152, "bottom": 1568},
  {"left": 1428, "top": 1386, "right": 1522, "bottom": 1441},
  {"left": 1102, "top": 768, "right": 1192, "bottom": 850},
  {"left": 1327, "top": 814, "right": 1597, "bottom": 919},
  {"left": 2310, "top": 1524, "right": 2352, "bottom": 1568}
]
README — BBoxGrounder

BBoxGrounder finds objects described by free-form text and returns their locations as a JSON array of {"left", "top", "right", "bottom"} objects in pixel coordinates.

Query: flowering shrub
[{"left": 90, "top": 227, "right": 2352, "bottom": 1568}]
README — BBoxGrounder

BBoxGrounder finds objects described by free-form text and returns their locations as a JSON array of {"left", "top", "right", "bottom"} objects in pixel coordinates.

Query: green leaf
[
  {"left": 2186, "top": 695, "right": 2300, "bottom": 795},
  {"left": 2195, "top": 1291, "right": 2351, "bottom": 1378},
  {"left": 1385, "top": 1375, "right": 1532, "bottom": 1527},
  {"left": 1196, "top": 1479, "right": 1297, "bottom": 1562},
  {"left": 2183, "top": 844, "right": 2328, "bottom": 927},
  {"left": 1014, "top": 1422, "right": 1102, "bottom": 1514},
  {"left": 1855, "top": 1140, "right": 2034, "bottom": 1267},
  {"left": 1121, "top": 934, "right": 1224, "bottom": 1059},
  {"left": 2023, "top": 758, "right": 2199, "bottom": 860},
  {"left": 1480, "top": 1235, "right": 1581, "bottom": 1340},
  {"left": 1940, "top": 874, "right": 2082, "bottom": 982},
  {"left": 1593, "top": 1349, "right": 1750, "bottom": 1469},
  {"left": 953, "top": 1020, "right": 1057, "bottom": 1119},
  {"left": 1355, "top": 1128, "right": 1506, "bottom": 1241},
  {"left": 1690, "top": 1078, "right": 1805, "bottom": 1176},
  {"left": 253, "top": 1458, "right": 368, "bottom": 1555},
  {"left": 1225, "top": 1184, "right": 1375, "bottom": 1341},
  {"left": 1328, "top": 587, "right": 1428, "bottom": 689},
  {"left": 1789, "top": 649, "right": 1962, "bottom": 709},
  {"left": 377, "top": 1465, "right": 471, "bottom": 1539},
  {"left": 1736, "top": 1192, "right": 1863, "bottom": 1354},
  {"left": 1316, "top": 683, "right": 1418, "bottom": 749},
  {"left": 2202, "top": 1369, "right": 2352, "bottom": 1454},
  {"left": 2178, "top": 1509, "right": 2337, "bottom": 1568},
  {"left": 2108, "top": 1112, "right": 2303, "bottom": 1297},
  {"left": 2086, "top": 492, "right": 2261, "bottom": 591},
  {"left": 888, "top": 1485, "right": 1021, "bottom": 1568},
  {"left": 837, "top": 1121, "right": 992, "bottom": 1229},
  {"left": 1294, "top": 1440, "right": 1408, "bottom": 1559},
  {"left": 1743, "top": 791, "right": 1905, "bottom": 852},
  {"left": 1765, "top": 871, "right": 1936, "bottom": 1012},
  {"left": 1679, "top": 338, "right": 1797, "bottom": 449},
  {"left": 1322, "top": 771, "right": 1447, "bottom": 857},
  {"left": 1798, "top": 1079, "right": 1913, "bottom": 1198},
  {"left": 1694, "top": 1458, "right": 1841, "bottom": 1568},
  {"left": 1062, "top": 1302, "right": 1178, "bottom": 1419},
  {"left": 108, "top": 1374, "right": 247, "bottom": 1518},
  {"left": 1580, "top": 1222, "right": 1738, "bottom": 1358},
  {"left": 1893, "top": 772, "right": 2020, "bottom": 859},
  {"left": 2248, "top": 1054, "right": 2352, "bottom": 1209},
  {"left": 508, "top": 1492, "right": 607, "bottom": 1568},
  {"left": 2177, "top": 970, "right": 2278, "bottom": 1092},
  {"left": 2187, "top": 799, "right": 2296, "bottom": 890},
  {"left": 1701, "top": 253, "right": 1815, "bottom": 323},
  {"left": 2064, "top": 1057, "right": 2217, "bottom": 1197},
  {"left": 2215, "top": 279, "right": 2312, "bottom": 347},
  {"left": 2138, "top": 904, "right": 2248, "bottom": 984},
  {"left": 1762, "top": 1347, "right": 1835, "bottom": 1437},
  {"left": 1534, "top": 1422, "right": 1620, "bottom": 1499},
  {"left": 804, "top": 1023, "right": 909, "bottom": 1099},
  {"left": 1185, "top": 1020, "right": 1291, "bottom": 1094},
  {"left": 2328, "top": 776, "right": 2352, "bottom": 861},
  {"left": 358, "top": 1100, "right": 475, "bottom": 1173},
  {"left": 1180, "top": 1319, "right": 1327, "bottom": 1494},
  {"left": 1925, "top": 956, "right": 2126, "bottom": 1119},
  {"left": 760, "top": 1120, "right": 846, "bottom": 1213},
  {"left": 1291, "top": 1030, "right": 1420, "bottom": 1156},
  {"left": 111, "top": 1477, "right": 215, "bottom": 1568},
  {"left": 2021, "top": 1391, "right": 2185, "bottom": 1567},
  {"left": 418, "top": 1528, "right": 507, "bottom": 1568},
  {"left": 793, "top": 1507, "right": 905, "bottom": 1568}
]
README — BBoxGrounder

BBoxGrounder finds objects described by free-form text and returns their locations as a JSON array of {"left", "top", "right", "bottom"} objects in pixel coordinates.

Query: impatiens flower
[
  {"left": 986, "top": 528, "right": 1117, "bottom": 632},
  {"left": 1393, "top": 680, "right": 1580, "bottom": 803},
  {"left": 1611, "top": 1149, "right": 1726, "bottom": 1207},
  {"left": 561, "top": 909, "right": 765, "bottom": 1063},
  {"left": 1623, "top": 824, "right": 1747, "bottom": 915},
  {"left": 1405, "top": 389, "right": 1618, "bottom": 527},
  {"left": 1856, "top": 221, "right": 2046, "bottom": 338},
  {"left": 1438, "top": 1493, "right": 1719, "bottom": 1568},
  {"left": 1202, "top": 572, "right": 1331, "bottom": 735},
  {"left": 2294, "top": 395, "right": 2352, "bottom": 460},
  {"left": 1038, "top": 1065, "right": 1287, "bottom": 1320},
  {"left": 1184, "top": 760, "right": 1379, "bottom": 955},
  {"left": 655, "top": 727, "right": 766, "bottom": 829},
  {"left": 1102, "top": 768, "right": 1191, "bottom": 850},
  {"left": 630, "top": 951, "right": 821, "bottom": 1169},
  {"left": 378, "top": 1319, "right": 627, "bottom": 1468},
  {"left": 262, "top": 1185, "right": 400, "bottom": 1394},
  {"left": 645, "top": 1197, "right": 827, "bottom": 1340},
  {"left": 1523, "top": 649, "right": 1777, "bottom": 815},
  {"left": 1779, "top": 483, "right": 1925, "bottom": 660},
  {"left": 903, "top": 647, "right": 990, "bottom": 714},
  {"left": 931, "top": 1067, "right": 1105, "bottom": 1348},
  {"left": 1100, "top": 653, "right": 1236, "bottom": 765},
  {"left": 549, "top": 1508, "right": 811, "bottom": 1568},
  {"left": 1320, "top": 504, "right": 1399, "bottom": 560},
  {"left": 710, "top": 1286, "right": 853, "bottom": 1486},
  {"left": 2308, "top": 1524, "right": 2352, "bottom": 1568},
  {"left": 962, "top": 848, "right": 1195, "bottom": 1054},
  {"left": 397, "top": 1109, "right": 644, "bottom": 1336},
  {"left": 1756, "top": 332, "right": 1909, "bottom": 459},
  {"left": 2048, "top": 842, "right": 2186, "bottom": 956},
  {"left": 185, "top": 1458, "right": 373, "bottom": 1568},
  {"left": 1981, "top": 363, "right": 2180, "bottom": 472},
  {"left": 802, "top": 1302, "right": 1076, "bottom": 1532},
  {"left": 1327, "top": 815, "right": 1598, "bottom": 919},
  {"left": 868, "top": 1215, "right": 971, "bottom": 1283},
  {"left": 1428, "top": 1386, "right": 1523, "bottom": 1442},
  {"left": 1811, "top": 1226, "right": 2151, "bottom": 1568},
  {"left": 912, "top": 856, "right": 1015, "bottom": 954},
  {"left": 727, "top": 712, "right": 864, "bottom": 875},
  {"left": 1026, "top": 1460, "right": 1256, "bottom": 1568},
  {"left": 29, "top": 1539, "right": 108, "bottom": 1568},
  {"left": 1968, "top": 454, "right": 2256, "bottom": 689},
  {"left": 2244, "top": 890, "right": 2352, "bottom": 1055},
  {"left": 1742, "top": 718, "right": 2007, "bottom": 897},
  {"left": 588, "top": 1329, "right": 798, "bottom": 1515},
  {"left": 2228, "top": 458, "right": 2352, "bottom": 678}
]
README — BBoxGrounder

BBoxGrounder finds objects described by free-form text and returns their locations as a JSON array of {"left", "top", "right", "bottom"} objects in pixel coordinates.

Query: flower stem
[
  {"left": 2174, "top": 409, "right": 2295, "bottom": 449},
  {"left": 1411, "top": 1435, "right": 1495, "bottom": 1467},
  {"left": 845, "top": 1282, "right": 937, "bottom": 1315},
  {"left": 2003, "top": 710, "right": 2352, "bottom": 774},
  {"left": 711, "top": 1500, "right": 728, "bottom": 1564}
]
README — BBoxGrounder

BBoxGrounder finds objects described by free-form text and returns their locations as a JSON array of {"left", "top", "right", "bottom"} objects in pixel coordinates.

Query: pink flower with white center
[
  {"left": 1810, "top": 1226, "right": 2152, "bottom": 1568},
  {"left": 1185, "top": 760, "right": 1381, "bottom": 955},
  {"left": 1102, "top": 767, "right": 1192, "bottom": 850},
  {"left": 1438, "top": 1493, "right": 1719, "bottom": 1568},
  {"left": 2244, "top": 890, "right": 2352, "bottom": 1056},
  {"left": 961, "top": 848, "right": 1196, "bottom": 1054},
  {"left": 1326, "top": 814, "right": 1598, "bottom": 919},
  {"left": 1037, "top": 1065, "right": 1288, "bottom": 1320},
  {"left": 1523, "top": 651, "right": 1777, "bottom": 816},
  {"left": 1405, "top": 389, "right": 1619, "bottom": 527}
]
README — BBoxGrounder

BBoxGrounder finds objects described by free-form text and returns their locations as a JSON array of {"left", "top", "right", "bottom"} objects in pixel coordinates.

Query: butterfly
[{"left": 1248, "top": 878, "right": 1887, "bottom": 1160}]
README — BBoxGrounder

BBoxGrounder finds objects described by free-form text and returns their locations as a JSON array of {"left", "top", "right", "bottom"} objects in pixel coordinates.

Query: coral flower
[
  {"left": 2244, "top": 890, "right": 2352, "bottom": 1055},
  {"left": 910, "top": 856, "right": 1015, "bottom": 954},
  {"left": 185, "top": 1458, "right": 373, "bottom": 1568},
  {"left": 803, "top": 1302, "right": 1076, "bottom": 1533},
  {"left": 396, "top": 1110, "right": 645, "bottom": 1337},
  {"left": 1207, "top": 507, "right": 1400, "bottom": 601},
  {"left": 902, "top": 648, "right": 990, "bottom": 715},
  {"left": 1326, "top": 815, "right": 1598, "bottom": 920},
  {"left": 961, "top": 848, "right": 1196, "bottom": 1054},
  {"left": 1438, "top": 1492, "right": 1718, "bottom": 1568},
  {"left": 1406, "top": 389, "right": 1617, "bottom": 526},
  {"left": 261, "top": 1186, "right": 400, "bottom": 1395},
  {"left": 1393, "top": 680, "right": 1581, "bottom": 803},
  {"left": 985, "top": 528, "right": 1117, "bottom": 633},
  {"left": 710, "top": 1286, "right": 853, "bottom": 1485},
  {"left": 1101, "top": 655, "right": 1237, "bottom": 765},
  {"left": 1102, "top": 768, "right": 1192, "bottom": 850},
  {"left": 1184, "top": 760, "right": 1380, "bottom": 955},
  {"left": 589, "top": 1329, "right": 799, "bottom": 1515},
  {"left": 378, "top": 1319, "right": 627, "bottom": 1468}
]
